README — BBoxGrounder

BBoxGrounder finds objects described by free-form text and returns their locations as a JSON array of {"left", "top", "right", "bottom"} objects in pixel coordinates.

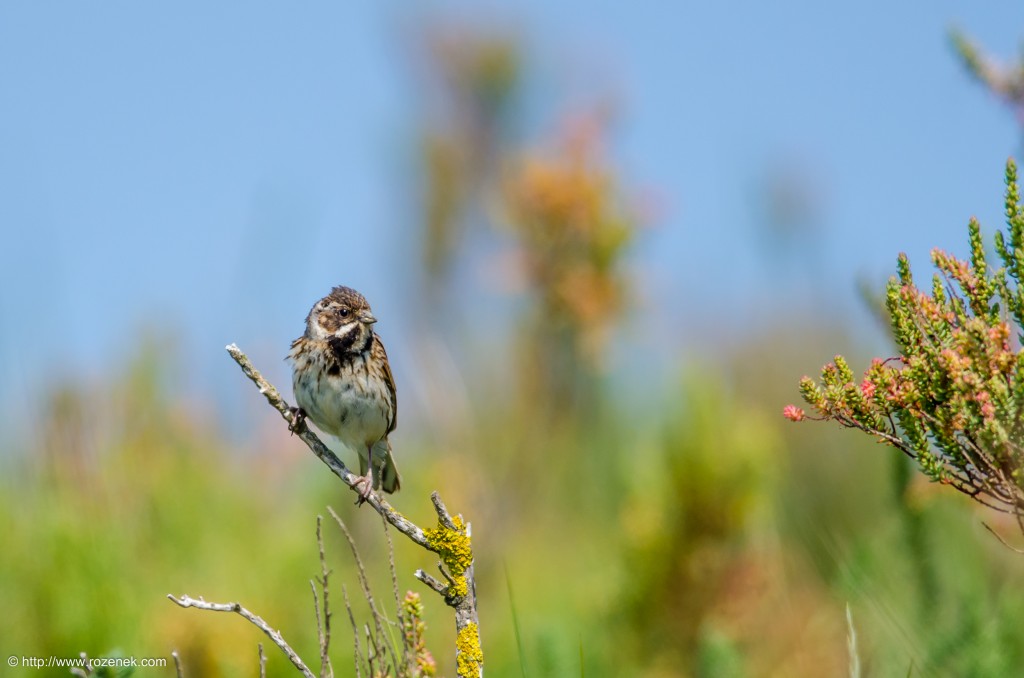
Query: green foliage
[
  {"left": 615, "top": 374, "right": 777, "bottom": 674},
  {"left": 790, "top": 160, "right": 1024, "bottom": 518}
]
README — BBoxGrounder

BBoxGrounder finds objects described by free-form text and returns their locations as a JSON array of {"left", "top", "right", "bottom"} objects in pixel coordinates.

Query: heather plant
[
  {"left": 500, "top": 114, "right": 640, "bottom": 407},
  {"left": 412, "top": 25, "right": 640, "bottom": 411},
  {"left": 951, "top": 29, "right": 1024, "bottom": 122},
  {"left": 787, "top": 159, "right": 1024, "bottom": 529},
  {"left": 415, "top": 25, "right": 521, "bottom": 294}
]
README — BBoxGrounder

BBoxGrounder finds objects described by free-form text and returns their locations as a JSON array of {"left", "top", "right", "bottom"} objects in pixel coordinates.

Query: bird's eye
[{"left": 338, "top": 308, "right": 350, "bottom": 318}]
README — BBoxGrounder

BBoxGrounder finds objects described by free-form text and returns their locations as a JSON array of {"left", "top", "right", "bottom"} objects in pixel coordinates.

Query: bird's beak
[{"left": 360, "top": 311, "right": 377, "bottom": 325}]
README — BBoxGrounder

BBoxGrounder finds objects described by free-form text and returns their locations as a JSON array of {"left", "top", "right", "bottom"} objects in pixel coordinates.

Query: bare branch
[
  {"left": 982, "top": 521, "right": 1024, "bottom": 554},
  {"left": 342, "top": 585, "right": 364, "bottom": 678},
  {"left": 166, "top": 594, "right": 315, "bottom": 678},
  {"left": 327, "top": 507, "right": 400, "bottom": 671},
  {"left": 437, "top": 561, "right": 458, "bottom": 591},
  {"left": 315, "top": 516, "right": 333, "bottom": 678},
  {"left": 310, "top": 581, "right": 325, "bottom": 676},
  {"left": 414, "top": 569, "right": 448, "bottom": 596},
  {"left": 383, "top": 518, "right": 402, "bottom": 618},
  {"left": 430, "top": 492, "right": 458, "bottom": 531},
  {"left": 364, "top": 625, "right": 378, "bottom": 677},
  {"left": 383, "top": 518, "right": 413, "bottom": 676},
  {"left": 258, "top": 644, "right": 267, "bottom": 678},
  {"left": 172, "top": 650, "right": 183, "bottom": 678}
]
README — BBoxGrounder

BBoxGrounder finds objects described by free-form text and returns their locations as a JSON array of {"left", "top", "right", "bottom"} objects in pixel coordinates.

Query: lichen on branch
[{"left": 424, "top": 514, "right": 473, "bottom": 599}]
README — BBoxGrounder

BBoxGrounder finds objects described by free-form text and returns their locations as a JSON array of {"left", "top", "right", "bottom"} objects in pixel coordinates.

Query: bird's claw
[
  {"left": 352, "top": 474, "right": 374, "bottom": 506},
  {"left": 288, "top": 407, "right": 307, "bottom": 435}
]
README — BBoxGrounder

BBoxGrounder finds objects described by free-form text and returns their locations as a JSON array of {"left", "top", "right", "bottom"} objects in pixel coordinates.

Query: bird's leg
[
  {"left": 288, "top": 407, "right": 307, "bottom": 435},
  {"left": 352, "top": 446, "right": 375, "bottom": 506}
]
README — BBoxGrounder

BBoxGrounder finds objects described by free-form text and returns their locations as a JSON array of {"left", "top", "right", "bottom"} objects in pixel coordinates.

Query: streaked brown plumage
[{"left": 288, "top": 286, "right": 400, "bottom": 501}]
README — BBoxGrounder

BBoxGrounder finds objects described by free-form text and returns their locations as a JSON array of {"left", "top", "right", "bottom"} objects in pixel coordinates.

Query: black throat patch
[{"left": 328, "top": 326, "right": 373, "bottom": 362}]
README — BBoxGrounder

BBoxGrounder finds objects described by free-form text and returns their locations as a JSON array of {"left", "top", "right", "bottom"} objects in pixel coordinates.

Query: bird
[{"left": 287, "top": 286, "right": 400, "bottom": 503}]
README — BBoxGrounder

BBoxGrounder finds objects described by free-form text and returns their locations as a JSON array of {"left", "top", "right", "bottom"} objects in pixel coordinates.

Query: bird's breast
[{"left": 291, "top": 348, "right": 391, "bottom": 450}]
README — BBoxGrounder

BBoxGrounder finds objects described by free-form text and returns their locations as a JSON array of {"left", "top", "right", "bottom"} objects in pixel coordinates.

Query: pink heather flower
[
  {"left": 860, "top": 378, "right": 876, "bottom": 399},
  {"left": 989, "top": 323, "right": 1010, "bottom": 349},
  {"left": 783, "top": 405, "right": 806, "bottom": 422},
  {"left": 977, "top": 391, "right": 996, "bottom": 420}
]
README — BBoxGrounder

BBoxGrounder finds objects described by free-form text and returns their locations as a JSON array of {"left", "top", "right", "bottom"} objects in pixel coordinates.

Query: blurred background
[{"left": 3, "top": 2, "right": 1024, "bottom": 676}]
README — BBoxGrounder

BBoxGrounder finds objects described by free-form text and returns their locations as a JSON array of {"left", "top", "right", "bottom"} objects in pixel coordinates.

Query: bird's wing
[{"left": 373, "top": 333, "right": 398, "bottom": 434}]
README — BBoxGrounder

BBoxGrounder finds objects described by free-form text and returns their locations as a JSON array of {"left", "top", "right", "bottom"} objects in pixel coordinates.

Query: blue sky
[{"left": 2, "top": 2, "right": 1024, "bottom": 435}]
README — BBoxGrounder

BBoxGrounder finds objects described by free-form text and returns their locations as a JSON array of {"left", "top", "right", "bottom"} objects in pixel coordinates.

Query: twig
[
  {"left": 310, "top": 582, "right": 326, "bottom": 675},
  {"left": 982, "top": 521, "right": 1024, "bottom": 553},
  {"left": 384, "top": 518, "right": 402, "bottom": 621},
  {"left": 342, "top": 585, "right": 364, "bottom": 678},
  {"left": 172, "top": 650, "right": 183, "bottom": 678},
  {"left": 430, "top": 493, "right": 458, "bottom": 531},
  {"left": 315, "top": 516, "right": 333, "bottom": 678},
  {"left": 437, "top": 561, "right": 457, "bottom": 589},
  {"left": 414, "top": 569, "right": 448, "bottom": 596},
  {"left": 364, "top": 625, "right": 381, "bottom": 677},
  {"left": 383, "top": 517, "right": 412, "bottom": 676},
  {"left": 327, "top": 507, "right": 400, "bottom": 670},
  {"left": 166, "top": 594, "right": 315, "bottom": 678},
  {"left": 258, "top": 644, "right": 267, "bottom": 678}
]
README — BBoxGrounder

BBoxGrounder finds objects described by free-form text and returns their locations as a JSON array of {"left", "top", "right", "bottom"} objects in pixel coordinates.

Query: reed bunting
[{"left": 288, "top": 286, "right": 400, "bottom": 502}]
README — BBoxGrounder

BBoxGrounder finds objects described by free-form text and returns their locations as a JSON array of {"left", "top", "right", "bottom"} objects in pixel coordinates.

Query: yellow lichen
[
  {"left": 424, "top": 514, "right": 473, "bottom": 599},
  {"left": 455, "top": 622, "right": 483, "bottom": 677}
]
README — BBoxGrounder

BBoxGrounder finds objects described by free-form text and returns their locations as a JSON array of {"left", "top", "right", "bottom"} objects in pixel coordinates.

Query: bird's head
[{"left": 304, "top": 286, "right": 378, "bottom": 351}]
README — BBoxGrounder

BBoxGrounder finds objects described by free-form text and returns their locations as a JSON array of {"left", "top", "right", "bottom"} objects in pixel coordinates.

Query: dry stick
[
  {"left": 258, "top": 644, "right": 267, "bottom": 678},
  {"left": 310, "top": 583, "right": 326, "bottom": 676},
  {"left": 382, "top": 518, "right": 411, "bottom": 674},
  {"left": 315, "top": 516, "right": 334, "bottom": 678},
  {"left": 327, "top": 507, "right": 401, "bottom": 671},
  {"left": 225, "top": 343, "right": 482, "bottom": 677},
  {"left": 171, "top": 650, "right": 183, "bottom": 678},
  {"left": 364, "top": 625, "right": 380, "bottom": 677},
  {"left": 414, "top": 569, "right": 448, "bottom": 597},
  {"left": 982, "top": 521, "right": 1024, "bottom": 553},
  {"left": 384, "top": 518, "right": 402, "bottom": 615},
  {"left": 342, "top": 585, "right": 364, "bottom": 678},
  {"left": 167, "top": 595, "right": 315, "bottom": 678}
]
